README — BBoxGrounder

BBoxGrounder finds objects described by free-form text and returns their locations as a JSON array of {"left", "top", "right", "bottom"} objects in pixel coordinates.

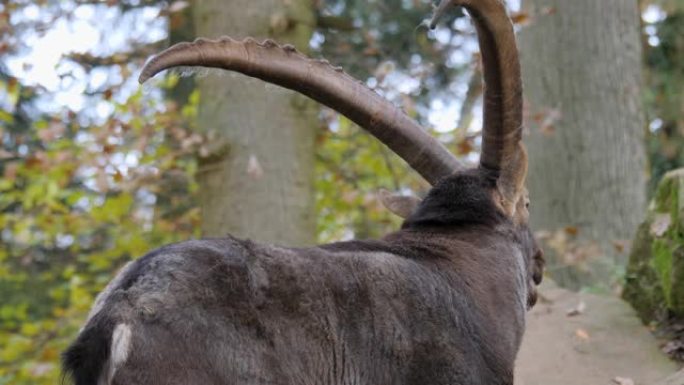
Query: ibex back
[{"left": 62, "top": 1, "right": 544, "bottom": 384}]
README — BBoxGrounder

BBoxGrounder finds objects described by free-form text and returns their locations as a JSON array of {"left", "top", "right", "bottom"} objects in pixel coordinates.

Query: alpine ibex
[{"left": 63, "top": 0, "right": 544, "bottom": 384}]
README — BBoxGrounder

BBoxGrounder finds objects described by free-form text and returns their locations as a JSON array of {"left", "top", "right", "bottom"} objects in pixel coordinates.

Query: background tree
[
  {"left": 191, "top": 0, "right": 318, "bottom": 245},
  {"left": 518, "top": 0, "right": 647, "bottom": 289}
]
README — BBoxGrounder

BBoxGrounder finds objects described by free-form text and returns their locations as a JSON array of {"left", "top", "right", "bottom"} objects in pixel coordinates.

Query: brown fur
[{"left": 63, "top": 169, "right": 543, "bottom": 385}]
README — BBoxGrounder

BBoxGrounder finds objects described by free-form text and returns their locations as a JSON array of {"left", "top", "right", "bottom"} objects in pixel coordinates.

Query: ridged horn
[
  {"left": 139, "top": 37, "right": 463, "bottom": 185},
  {"left": 431, "top": 0, "right": 527, "bottom": 206}
]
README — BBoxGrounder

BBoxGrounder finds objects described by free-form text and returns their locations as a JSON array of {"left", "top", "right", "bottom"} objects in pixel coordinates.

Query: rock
[
  {"left": 516, "top": 280, "right": 678, "bottom": 385},
  {"left": 623, "top": 169, "right": 684, "bottom": 324}
]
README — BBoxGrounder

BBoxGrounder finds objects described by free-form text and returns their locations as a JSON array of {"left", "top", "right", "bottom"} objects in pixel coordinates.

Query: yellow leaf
[{"left": 575, "top": 328, "right": 590, "bottom": 340}]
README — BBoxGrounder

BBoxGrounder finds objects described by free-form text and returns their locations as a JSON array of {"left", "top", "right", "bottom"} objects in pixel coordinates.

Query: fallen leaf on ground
[
  {"left": 247, "top": 154, "right": 264, "bottom": 179},
  {"left": 566, "top": 300, "right": 586, "bottom": 317},
  {"left": 612, "top": 377, "right": 634, "bottom": 385},
  {"left": 564, "top": 226, "right": 579, "bottom": 236},
  {"left": 575, "top": 329, "right": 590, "bottom": 341}
]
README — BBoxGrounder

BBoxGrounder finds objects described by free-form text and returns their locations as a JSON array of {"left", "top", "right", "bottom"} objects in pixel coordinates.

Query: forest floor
[{"left": 515, "top": 280, "right": 683, "bottom": 385}]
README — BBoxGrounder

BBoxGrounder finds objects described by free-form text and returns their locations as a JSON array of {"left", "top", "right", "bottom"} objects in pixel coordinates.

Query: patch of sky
[
  {"left": 649, "top": 36, "right": 661, "bottom": 47},
  {"left": 310, "top": 31, "right": 326, "bottom": 50},
  {"left": 643, "top": 5, "right": 667, "bottom": 24},
  {"left": 508, "top": 0, "right": 521, "bottom": 11},
  {"left": 6, "top": 2, "right": 166, "bottom": 117},
  {"left": 56, "top": 234, "right": 75, "bottom": 249},
  {"left": 650, "top": 118, "right": 663, "bottom": 133}
]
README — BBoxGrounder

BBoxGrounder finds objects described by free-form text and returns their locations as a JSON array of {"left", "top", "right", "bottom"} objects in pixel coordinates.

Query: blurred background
[{"left": 1, "top": 0, "right": 683, "bottom": 384}]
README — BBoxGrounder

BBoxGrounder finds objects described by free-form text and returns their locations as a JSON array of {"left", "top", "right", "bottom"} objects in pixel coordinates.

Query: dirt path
[
  {"left": 654, "top": 370, "right": 684, "bottom": 385},
  {"left": 515, "top": 280, "right": 681, "bottom": 385}
]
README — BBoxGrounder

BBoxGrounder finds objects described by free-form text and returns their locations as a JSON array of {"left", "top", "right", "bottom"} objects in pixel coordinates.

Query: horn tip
[
  {"left": 138, "top": 72, "right": 151, "bottom": 85},
  {"left": 138, "top": 61, "right": 155, "bottom": 84}
]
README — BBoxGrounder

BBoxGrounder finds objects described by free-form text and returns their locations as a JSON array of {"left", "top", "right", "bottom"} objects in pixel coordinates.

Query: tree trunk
[
  {"left": 193, "top": 0, "right": 317, "bottom": 245},
  {"left": 518, "top": 0, "right": 647, "bottom": 288}
]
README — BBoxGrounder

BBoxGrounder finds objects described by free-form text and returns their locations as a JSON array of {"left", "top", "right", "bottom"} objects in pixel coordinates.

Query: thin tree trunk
[
  {"left": 193, "top": 0, "right": 317, "bottom": 245},
  {"left": 519, "top": 0, "right": 647, "bottom": 288}
]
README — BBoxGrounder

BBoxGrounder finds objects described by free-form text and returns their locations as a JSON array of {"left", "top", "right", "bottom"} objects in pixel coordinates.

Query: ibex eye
[{"left": 526, "top": 202, "right": 530, "bottom": 209}]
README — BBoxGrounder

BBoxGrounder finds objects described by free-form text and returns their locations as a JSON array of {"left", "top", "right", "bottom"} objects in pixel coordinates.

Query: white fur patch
[
  {"left": 100, "top": 323, "right": 132, "bottom": 385},
  {"left": 111, "top": 323, "right": 132, "bottom": 368}
]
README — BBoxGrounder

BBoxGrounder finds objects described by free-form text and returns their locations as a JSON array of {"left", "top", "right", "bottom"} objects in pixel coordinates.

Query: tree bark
[
  {"left": 193, "top": 0, "right": 317, "bottom": 245},
  {"left": 519, "top": 0, "right": 647, "bottom": 288}
]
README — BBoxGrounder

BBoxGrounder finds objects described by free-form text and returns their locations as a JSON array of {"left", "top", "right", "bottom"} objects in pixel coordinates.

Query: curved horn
[
  {"left": 139, "top": 37, "right": 463, "bottom": 185},
  {"left": 431, "top": 0, "right": 526, "bottom": 206}
]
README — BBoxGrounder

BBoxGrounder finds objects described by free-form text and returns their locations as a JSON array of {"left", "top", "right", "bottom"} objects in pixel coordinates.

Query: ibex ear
[{"left": 378, "top": 189, "right": 422, "bottom": 219}]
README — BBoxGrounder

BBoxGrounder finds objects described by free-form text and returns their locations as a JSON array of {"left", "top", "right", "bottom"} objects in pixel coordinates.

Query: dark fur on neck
[{"left": 403, "top": 168, "right": 505, "bottom": 229}]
